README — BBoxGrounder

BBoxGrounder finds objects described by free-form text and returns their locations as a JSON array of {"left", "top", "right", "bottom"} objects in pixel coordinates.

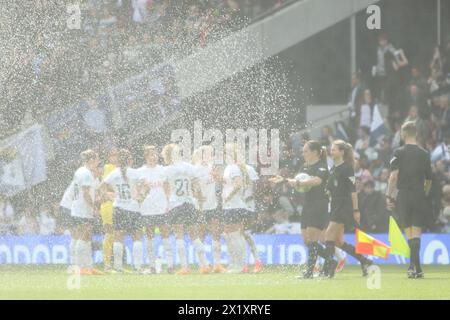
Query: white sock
[
  {"left": 70, "top": 239, "right": 77, "bottom": 265},
  {"left": 77, "top": 240, "right": 92, "bottom": 268},
  {"left": 212, "top": 239, "right": 222, "bottom": 265},
  {"left": 244, "top": 230, "right": 258, "bottom": 262},
  {"left": 133, "top": 241, "right": 143, "bottom": 271},
  {"left": 230, "top": 231, "right": 244, "bottom": 270},
  {"left": 176, "top": 239, "right": 187, "bottom": 268},
  {"left": 223, "top": 233, "right": 236, "bottom": 268},
  {"left": 74, "top": 240, "right": 82, "bottom": 267},
  {"left": 147, "top": 238, "right": 155, "bottom": 268},
  {"left": 335, "top": 247, "right": 346, "bottom": 260},
  {"left": 113, "top": 242, "right": 124, "bottom": 271},
  {"left": 237, "top": 233, "right": 248, "bottom": 267},
  {"left": 162, "top": 238, "right": 173, "bottom": 268},
  {"left": 85, "top": 241, "right": 93, "bottom": 268},
  {"left": 193, "top": 238, "right": 208, "bottom": 268}
]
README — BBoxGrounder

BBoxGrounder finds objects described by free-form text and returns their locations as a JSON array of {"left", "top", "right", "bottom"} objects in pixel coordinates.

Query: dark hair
[
  {"left": 363, "top": 180, "right": 375, "bottom": 189},
  {"left": 118, "top": 149, "right": 132, "bottom": 183},
  {"left": 305, "top": 140, "right": 327, "bottom": 162},
  {"left": 360, "top": 126, "right": 370, "bottom": 136}
]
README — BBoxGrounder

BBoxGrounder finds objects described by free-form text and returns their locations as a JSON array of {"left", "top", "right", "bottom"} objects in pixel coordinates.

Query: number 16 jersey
[{"left": 103, "top": 167, "right": 141, "bottom": 213}]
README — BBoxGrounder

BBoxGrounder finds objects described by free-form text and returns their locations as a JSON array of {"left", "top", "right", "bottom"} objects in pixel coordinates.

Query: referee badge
[{"left": 349, "top": 176, "right": 356, "bottom": 185}]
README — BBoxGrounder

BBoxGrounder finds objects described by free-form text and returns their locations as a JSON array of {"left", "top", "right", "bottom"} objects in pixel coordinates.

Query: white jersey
[
  {"left": 103, "top": 167, "right": 141, "bottom": 212},
  {"left": 222, "top": 164, "right": 247, "bottom": 210},
  {"left": 71, "top": 167, "right": 96, "bottom": 219},
  {"left": 193, "top": 164, "right": 218, "bottom": 211},
  {"left": 60, "top": 181, "right": 74, "bottom": 210},
  {"left": 165, "top": 162, "right": 201, "bottom": 210},
  {"left": 244, "top": 165, "right": 259, "bottom": 212},
  {"left": 138, "top": 165, "right": 168, "bottom": 216}
]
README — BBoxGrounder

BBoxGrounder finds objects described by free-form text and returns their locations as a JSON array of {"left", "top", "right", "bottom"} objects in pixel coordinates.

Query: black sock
[
  {"left": 325, "top": 241, "right": 335, "bottom": 258},
  {"left": 324, "top": 241, "right": 336, "bottom": 273},
  {"left": 306, "top": 242, "right": 319, "bottom": 273},
  {"left": 341, "top": 242, "right": 370, "bottom": 264},
  {"left": 410, "top": 238, "right": 422, "bottom": 273},
  {"left": 407, "top": 239, "right": 414, "bottom": 270},
  {"left": 316, "top": 242, "right": 327, "bottom": 259}
]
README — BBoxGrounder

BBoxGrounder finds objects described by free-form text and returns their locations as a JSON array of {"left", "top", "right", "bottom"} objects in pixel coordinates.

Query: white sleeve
[
  {"left": 229, "top": 165, "right": 241, "bottom": 179},
  {"left": 128, "top": 168, "right": 141, "bottom": 181},
  {"left": 103, "top": 170, "right": 115, "bottom": 186},
  {"left": 81, "top": 170, "right": 94, "bottom": 187},
  {"left": 248, "top": 166, "right": 259, "bottom": 181}
]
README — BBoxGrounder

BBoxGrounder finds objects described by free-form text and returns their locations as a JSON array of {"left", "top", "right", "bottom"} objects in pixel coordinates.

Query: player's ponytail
[
  {"left": 305, "top": 140, "right": 327, "bottom": 162},
  {"left": 162, "top": 144, "right": 176, "bottom": 165},
  {"left": 118, "top": 149, "right": 131, "bottom": 183}
]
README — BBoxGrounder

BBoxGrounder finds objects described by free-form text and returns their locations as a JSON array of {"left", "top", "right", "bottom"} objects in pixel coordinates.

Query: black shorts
[
  {"left": 196, "top": 209, "right": 222, "bottom": 225},
  {"left": 168, "top": 203, "right": 198, "bottom": 226},
  {"left": 141, "top": 214, "right": 168, "bottom": 227},
  {"left": 397, "top": 189, "right": 427, "bottom": 229},
  {"left": 241, "top": 210, "right": 257, "bottom": 230},
  {"left": 223, "top": 208, "right": 246, "bottom": 224},
  {"left": 113, "top": 208, "right": 142, "bottom": 233},
  {"left": 301, "top": 200, "right": 329, "bottom": 230},
  {"left": 330, "top": 196, "right": 354, "bottom": 227},
  {"left": 71, "top": 216, "right": 95, "bottom": 227},
  {"left": 59, "top": 207, "right": 73, "bottom": 229}
]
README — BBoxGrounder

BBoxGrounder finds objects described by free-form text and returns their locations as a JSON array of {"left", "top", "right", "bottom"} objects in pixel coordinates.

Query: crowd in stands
[{"left": 0, "top": 0, "right": 289, "bottom": 138}]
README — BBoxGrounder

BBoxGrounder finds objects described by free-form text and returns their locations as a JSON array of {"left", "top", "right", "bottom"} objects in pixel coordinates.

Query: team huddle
[
  {"left": 60, "top": 143, "right": 263, "bottom": 275},
  {"left": 59, "top": 121, "right": 430, "bottom": 279}
]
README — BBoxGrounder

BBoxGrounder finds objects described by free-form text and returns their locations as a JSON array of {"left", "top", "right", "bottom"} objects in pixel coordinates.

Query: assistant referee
[{"left": 386, "top": 121, "right": 432, "bottom": 279}]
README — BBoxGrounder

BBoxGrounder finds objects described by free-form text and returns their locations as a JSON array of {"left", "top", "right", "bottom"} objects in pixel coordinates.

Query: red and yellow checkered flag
[{"left": 355, "top": 228, "right": 391, "bottom": 259}]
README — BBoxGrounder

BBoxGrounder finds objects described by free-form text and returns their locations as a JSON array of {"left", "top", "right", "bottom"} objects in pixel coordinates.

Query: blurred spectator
[
  {"left": 265, "top": 210, "right": 300, "bottom": 234},
  {"left": 83, "top": 98, "right": 108, "bottom": 150},
  {"left": 0, "top": 194, "right": 15, "bottom": 235},
  {"left": 374, "top": 167, "right": 390, "bottom": 194},
  {"left": 320, "top": 125, "right": 335, "bottom": 149},
  {"left": 404, "top": 105, "right": 430, "bottom": 147},
  {"left": 358, "top": 180, "right": 388, "bottom": 233},
  {"left": 348, "top": 71, "right": 365, "bottom": 122},
  {"left": 254, "top": 210, "right": 275, "bottom": 234},
  {"left": 354, "top": 126, "right": 371, "bottom": 156},
  {"left": 372, "top": 33, "right": 397, "bottom": 104},
  {"left": 360, "top": 89, "right": 375, "bottom": 128},
  {"left": 17, "top": 207, "right": 39, "bottom": 236},
  {"left": 439, "top": 184, "right": 450, "bottom": 232},
  {"left": 409, "top": 66, "right": 428, "bottom": 94},
  {"left": 403, "top": 84, "right": 429, "bottom": 120},
  {"left": 38, "top": 205, "right": 57, "bottom": 235},
  {"left": 354, "top": 154, "right": 373, "bottom": 187}
]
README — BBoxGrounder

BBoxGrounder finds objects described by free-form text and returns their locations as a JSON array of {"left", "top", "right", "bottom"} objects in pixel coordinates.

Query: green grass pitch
[{"left": 0, "top": 265, "right": 449, "bottom": 299}]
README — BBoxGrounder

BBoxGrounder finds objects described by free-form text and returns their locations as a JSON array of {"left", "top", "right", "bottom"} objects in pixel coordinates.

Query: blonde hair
[
  {"left": 225, "top": 143, "right": 250, "bottom": 185},
  {"left": 333, "top": 140, "right": 355, "bottom": 169},
  {"left": 401, "top": 121, "right": 417, "bottom": 139},
  {"left": 144, "top": 145, "right": 158, "bottom": 159},
  {"left": 80, "top": 149, "right": 98, "bottom": 164},
  {"left": 161, "top": 143, "right": 180, "bottom": 165}
]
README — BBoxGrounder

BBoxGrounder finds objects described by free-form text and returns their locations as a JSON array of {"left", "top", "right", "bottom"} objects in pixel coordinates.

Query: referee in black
[{"left": 386, "top": 121, "right": 432, "bottom": 279}]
